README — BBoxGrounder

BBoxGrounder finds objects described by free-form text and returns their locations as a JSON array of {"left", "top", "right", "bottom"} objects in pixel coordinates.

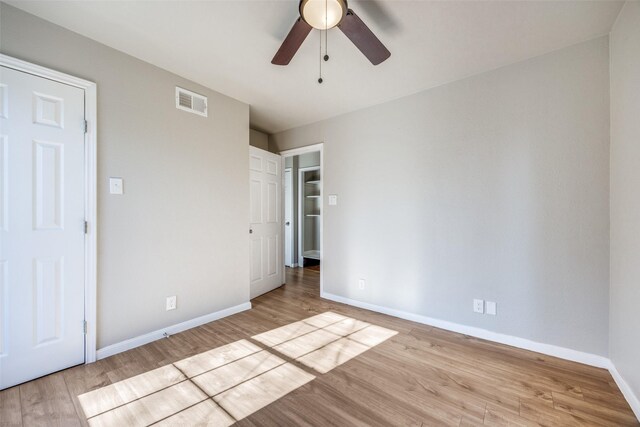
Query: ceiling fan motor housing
[{"left": 299, "top": 0, "right": 348, "bottom": 30}]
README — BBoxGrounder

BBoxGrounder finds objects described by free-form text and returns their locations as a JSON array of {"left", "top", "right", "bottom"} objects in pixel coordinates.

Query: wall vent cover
[{"left": 175, "top": 87, "right": 208, "bottom": 117}]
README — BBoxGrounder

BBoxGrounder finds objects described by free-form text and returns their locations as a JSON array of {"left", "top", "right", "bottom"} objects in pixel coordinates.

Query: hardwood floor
[{"left": 1, "top": 267, "right": 637, "bottom": 426}]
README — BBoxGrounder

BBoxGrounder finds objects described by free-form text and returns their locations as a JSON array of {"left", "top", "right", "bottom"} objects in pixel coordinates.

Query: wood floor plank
[
  {"left": 519, "top": 397, "right": 591, "bottom": 426},
  {"left": 484, "top": 403, "right": 539, "bottom": 426},
  {"left": 77, "top": 364, "right": 186, "bottom": 418},
  {"left": 0, "top": 386, "right": 23, "bottom": 427},
  {"left": 191, "top": 350, "right": 285, "bottom": 397},
  {"left": 251, "top": 320, "right": 318, "bottom": 347},
  {"left": 552, "top": 391, "right": 639, "bottom": 426},
  {"left": 173, "top": 339, "right": 261, "bottom": 378},
  {"left": 322, "top": 317, "right": 371, "bottom": 337},
  {"left": 213, "top": 363, "right": 315, "bottom": 421},
  {"left": 301, "top": 311, "right": 349, "bottom": 328},
  {"left": 297, "top": 337, "right": 370, "bottom": 374},
  {"left": 86, "top": 381, "right": 205, "bottom": 427},
  {"left": 153, "top": 399, "right": 234, "bottom": 426},
  {"left": 272, "top": 328, "right": 342, "bottom": 359},
  {"left": 19, "top": 373, "right": 80, "bottom": 427}
]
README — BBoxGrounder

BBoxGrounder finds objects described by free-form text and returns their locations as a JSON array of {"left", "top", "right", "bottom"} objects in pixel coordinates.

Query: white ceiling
[{"left": 10, "top": 1, "right": 623, "bottom": 134}]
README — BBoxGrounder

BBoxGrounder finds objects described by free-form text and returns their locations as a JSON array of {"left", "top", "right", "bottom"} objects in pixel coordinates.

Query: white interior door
[
  {"left": 249, "top": 146, "right": 283, "bottom": 298},
  {"left": 0, "top": 66, "right": 86, "bottom": 390},
  {"left": 284, "top": 168, "right": 293, "bottom": 267}
]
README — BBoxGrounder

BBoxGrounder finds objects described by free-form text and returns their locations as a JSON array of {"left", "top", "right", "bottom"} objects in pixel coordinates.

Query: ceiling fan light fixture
[{"left": 299, "top": 0, "right": 347, "bottom": 30}]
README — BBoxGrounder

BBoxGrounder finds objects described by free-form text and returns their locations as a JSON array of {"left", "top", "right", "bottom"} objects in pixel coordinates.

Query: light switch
[
  {"left": 109, "top": 177, "right": 124, "bottom": 195},
  {"left": 328, "top": 194, "right": 338, "bottom": 206},
  {"left": 486, "top": 301, "right": 497, "bottom": 315}
]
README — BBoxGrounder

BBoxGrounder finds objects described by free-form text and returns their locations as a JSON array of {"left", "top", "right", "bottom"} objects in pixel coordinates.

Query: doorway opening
[{"left": 280, "top": 144, "right": 323, "bottom": 293}]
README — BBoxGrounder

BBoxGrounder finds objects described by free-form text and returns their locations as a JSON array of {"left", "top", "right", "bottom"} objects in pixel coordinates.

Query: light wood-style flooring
[{"left": 0, "top": 267, "right": 637, "bottom": 426}]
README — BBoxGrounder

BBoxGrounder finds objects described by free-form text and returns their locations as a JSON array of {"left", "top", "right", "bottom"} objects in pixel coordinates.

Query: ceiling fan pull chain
[
  {"left": 324, "top": 0, "right": 329, "bottom": 62},
  {"left": 318, "top": 30, "right": 323, "bottom": 84}
]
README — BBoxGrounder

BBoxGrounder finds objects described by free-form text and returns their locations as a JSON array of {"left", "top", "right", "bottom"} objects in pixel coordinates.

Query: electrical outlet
[
  {"left": 358, "top": 279, "right": 366, "bottom": 290},
  {"left": 486, "top": 301, "right": 497, "bottom": 315},
  {"left": 473, "top": 299, "right": 484, "bottom": 314},
  {"left": 166, "top": 296, "right": 177, "bottom": 311}
]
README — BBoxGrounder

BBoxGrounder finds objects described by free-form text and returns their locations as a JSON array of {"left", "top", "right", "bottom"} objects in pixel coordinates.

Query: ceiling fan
[{"left": 272, "top": 0, "right": 391, "bottom": 66}]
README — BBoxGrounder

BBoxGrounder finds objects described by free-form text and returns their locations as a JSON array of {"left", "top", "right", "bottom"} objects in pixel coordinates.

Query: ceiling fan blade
[
  {"left": 272, "top": 17, "right": 313, "bottom": 65},
  {"left": 338, "top": 9, "right": 390, "bottom": 65}
]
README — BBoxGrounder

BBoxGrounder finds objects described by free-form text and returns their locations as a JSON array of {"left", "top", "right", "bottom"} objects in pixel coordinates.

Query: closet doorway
[{"left": 280, "top": 143, "right": 323, "bottom": 292}]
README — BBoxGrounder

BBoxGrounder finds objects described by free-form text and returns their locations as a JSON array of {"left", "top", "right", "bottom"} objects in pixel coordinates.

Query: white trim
[
  {"left": 96, "top": 302, "right": 252, "bottom": 360},
  {"left": 279, "top": 143, "right": 324, "bottom": 158},
  {"left": 0, "top": 54, "right": 98, "bottom": 364},
  {"left": 279, "top": 143, "right": 324, "bottom": 295},
  {"left": 321, "top": 292, "right": 611, "bottom": 369},
  {"left": 609, "top": 363, "right": 640, "bottom": 421},
  {"left": 283, "top": 167, "right": 294, "bottom": 267}
]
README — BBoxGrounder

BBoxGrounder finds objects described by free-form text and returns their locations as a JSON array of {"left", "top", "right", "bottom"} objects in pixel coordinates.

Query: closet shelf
[
  {"left": 306, "top": 214, "right": 321, "bottom": 217},
  {"left": 306, "top": 195, "right": 321, "bottom": 199},
  {"left": 305, "top": 180, "right": 321, "bottom": 184}
]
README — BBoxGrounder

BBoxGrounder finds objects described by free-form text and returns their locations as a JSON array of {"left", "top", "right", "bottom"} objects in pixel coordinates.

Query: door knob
[
  {"left": 285, "top": 222, "right": 290, "bottom": 226},
  {"left": 249, "top": 229, "right": 253, "bottom": 234}
]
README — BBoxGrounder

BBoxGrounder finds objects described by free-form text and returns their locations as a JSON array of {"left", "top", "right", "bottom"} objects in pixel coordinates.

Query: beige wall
[
  {"left": 0, "top": 4, "right": 250, "bottom": 349},
  {"left": 272, "top": 37, "right": 611, "bottom": 356},
  {"left": 249, "top": 129, "right": 268, "bottom": 151},
  {"left": 610, "top": 0, "right": 640, "bottom": 406}
]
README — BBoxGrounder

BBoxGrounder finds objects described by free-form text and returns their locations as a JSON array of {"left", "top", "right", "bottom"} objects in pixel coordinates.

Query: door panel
[
  {"left": 250, "top": 237, "right": 263, "bottom": 283},
  {"left": 250, "top": 180, "right": 262, "bottom": 223},
  {"left": 0, "top": 66, "right": 86, "bottom": 390},
  {"left": 267, "top": 182, "right": 277, "bottom": 223},
  {"left": 249, "top": 146, "right": 282, "bottom": 298},
  {"left": 266, "top": 235, "right": 278, "bottom": 276},
  {"left": 34, "top": 257, "right": 64, "bottom": 346}
]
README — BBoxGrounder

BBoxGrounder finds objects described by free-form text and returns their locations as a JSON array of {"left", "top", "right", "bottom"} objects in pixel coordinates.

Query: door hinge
[
  {"left": 84, "top": 221, "right": 88, "bottom": 234},
  {"left": 84, "top": 120, "right": 88, "bottom": 133},
  {"left": 83, "top": 321, "right": 88, "bottom": 334}
]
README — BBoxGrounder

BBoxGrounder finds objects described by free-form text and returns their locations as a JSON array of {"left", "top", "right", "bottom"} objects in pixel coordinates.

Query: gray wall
[
  {"left": 0, "top": 4, "right": 250, "bottom": 349},
  {"left": 272, "top": 37, "right": 611, "bottom": 356},
  {"left": 610, "top": 0, "right": 640, "bottom": 403},
  {"left": 249, "top": 129, "right": 268, "bottom": 151}
]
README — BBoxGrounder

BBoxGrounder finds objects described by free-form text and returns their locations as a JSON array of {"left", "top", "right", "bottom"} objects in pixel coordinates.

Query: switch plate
[
  {"left": 473, "top": 299, "right": 484, "bottom": 314},
  {"left": 109, "top": 177, "right": 124, "bottom": 195},
  {"left": 328, "top": 195, "right": 338, "bottom": 206},
  {"left": 358, "top": 279, "right": 365, "bottom": 290},
  {"left": 166, "top": 296, "right": 177, "bottom": 311},
  {"left": 486, "top": 301, "right": 497, "bottom": 315}
]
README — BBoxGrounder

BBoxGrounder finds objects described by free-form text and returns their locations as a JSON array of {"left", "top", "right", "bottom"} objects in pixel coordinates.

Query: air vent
[{"left": 175, "top": 87, "right": 207, "bottom": 117}]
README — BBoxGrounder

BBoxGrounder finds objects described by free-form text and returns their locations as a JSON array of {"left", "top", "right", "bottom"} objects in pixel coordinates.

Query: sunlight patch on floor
[
  {"left": 253, "top": 312, "right": 398, "bottom": 374},
  {"left": 78, "top": 312, "right": 396, "bottom": 426}
]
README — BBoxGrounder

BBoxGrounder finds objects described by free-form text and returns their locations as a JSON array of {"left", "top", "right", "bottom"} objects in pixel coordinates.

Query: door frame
[
  {"left": 0, "top": 54, "right": 98, "bottom": 363},
  {"left": 279, "top": 143, "right": 323, "bottom": 296},
  {"left": 283, "top": 167, "right": 295, "bottom": 267}
]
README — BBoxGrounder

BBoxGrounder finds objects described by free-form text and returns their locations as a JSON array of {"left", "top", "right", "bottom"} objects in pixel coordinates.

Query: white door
[
  {"left": 284, "top": 168, "right": 293, "bottom": 267},
  {"left": 249, "top": 146, "right": 283, "bottom": 298},
  {"left": 0, "top": 66, "right": 86, "bottom": 390}
]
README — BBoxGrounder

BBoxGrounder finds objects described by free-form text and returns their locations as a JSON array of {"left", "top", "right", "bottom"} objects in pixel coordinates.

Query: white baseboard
[
  {"left": 321, "top": 292, "right": 610, "bottom": 368},
  {"left": 609, "top": 363, "right": 640, "bottom": 421},
  {"left": 96, "top": 302, "right": 252, "bottom": 360}
]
